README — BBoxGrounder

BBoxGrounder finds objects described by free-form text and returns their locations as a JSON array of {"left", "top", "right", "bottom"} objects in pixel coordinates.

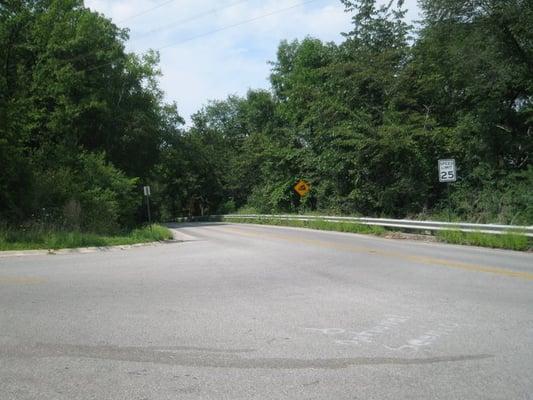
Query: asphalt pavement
[{"left": 1, "top": 222, "right": 532, "bottom": 399}]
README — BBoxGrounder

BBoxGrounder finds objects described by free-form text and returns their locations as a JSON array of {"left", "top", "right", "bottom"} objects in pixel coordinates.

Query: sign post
[
  {"left": 438, "top": 159, "right": 456, "bottom": 221},
  {"left": 143, "top": 186, "right": 152, "bottom": 227}
]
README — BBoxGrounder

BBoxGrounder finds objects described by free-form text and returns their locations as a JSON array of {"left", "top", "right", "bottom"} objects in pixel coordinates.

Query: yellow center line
[
  {"left": 0, "top": 276, "right": 47, "bottom": 285},
  {"left": 214, "top": 226, "right": 533, "bottom": 281}
]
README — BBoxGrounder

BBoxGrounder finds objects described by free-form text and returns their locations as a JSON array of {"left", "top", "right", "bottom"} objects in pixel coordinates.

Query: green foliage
[
  {"left": 171, "top": 0, "right": 531, "bottom": 224},
  {"left": 218, "top": 199, "right": 237, "bottom": 214},
  {"left": 28, "top": 152, "right": 138, "bottom": 233},
  {"left": 1, "top": 0, "right": 531, "bottom": 236},
  {"left": 1, "top": 0, "right": 183, "bottom": 231},
  {"left": 0, "top": 224, "right": 173, "bottom": 251},
  {"left": 444, "top": 165, "right": 533, "bottom": 224},
  {"left": 222, "top": 217, "right": 386, "bottom": 236},
  {"left": 222, "top": 217, "right": 529, "bottom": 251},
  {"left": 120, "top": 224, "right": 174, "bottom": 244},
  {"left": 72, "top": 152, "right": 139, "bottom": 232},
  {"left": 437, "top": 230, "right": 530, "bottom": 251}
]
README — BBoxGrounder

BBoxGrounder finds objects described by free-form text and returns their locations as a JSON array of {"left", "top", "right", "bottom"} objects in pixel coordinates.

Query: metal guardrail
[{"left": 216, "top": 214, "right": 533, "bottom": 237}]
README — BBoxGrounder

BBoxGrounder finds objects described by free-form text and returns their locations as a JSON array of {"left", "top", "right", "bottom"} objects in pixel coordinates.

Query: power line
[
  {"left": 85, "top": 0, "right": 325, "bottom": 72},
  {"left": 4, "top": 0, "right": 326, "bottom": 72},
  {"left": 12, "top": 0, "right": 253, "bottom": 70},
  {"left": 116, "top": 0, "right": 178, "bottom": 24},
  {"left": 156, "top": 0, "right": 324, "bottom": 50},
  {"left": 131, "top": 0, "right": 252, "bottom": 41}
]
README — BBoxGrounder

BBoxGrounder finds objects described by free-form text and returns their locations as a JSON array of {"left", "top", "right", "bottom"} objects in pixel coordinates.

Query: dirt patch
[{"left": 382, "top": 231, "right": 437, "bottom": 242}]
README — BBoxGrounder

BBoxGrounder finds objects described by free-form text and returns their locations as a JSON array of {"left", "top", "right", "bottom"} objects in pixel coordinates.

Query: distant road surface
[{"left": 1, "top": 222, "right": 532, "bottom": 399}]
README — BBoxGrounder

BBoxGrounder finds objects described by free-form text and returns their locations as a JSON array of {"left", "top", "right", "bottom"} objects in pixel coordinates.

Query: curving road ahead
[{"left": 1, "top": 223, "right": 532, "bottom": 399}]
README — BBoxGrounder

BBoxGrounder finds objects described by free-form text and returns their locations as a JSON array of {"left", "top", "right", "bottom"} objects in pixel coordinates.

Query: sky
[{"left": 85, "top": 0, "right": 421, "bottom": 123}]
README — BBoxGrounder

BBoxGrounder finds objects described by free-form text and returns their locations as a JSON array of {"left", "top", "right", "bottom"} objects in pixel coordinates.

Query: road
[{"left": 1, "top": 222, "right": 532, "bottom": 399}]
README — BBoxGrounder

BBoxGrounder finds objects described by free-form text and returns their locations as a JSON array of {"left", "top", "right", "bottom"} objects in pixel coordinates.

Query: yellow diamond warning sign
[{"left": 294, "top": 179, "right": 310, "bottom": 197}]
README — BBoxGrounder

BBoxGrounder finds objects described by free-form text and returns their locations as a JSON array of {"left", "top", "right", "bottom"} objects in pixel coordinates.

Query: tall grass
[
  {"left": 437, "top": 230, "right": 529, "bottom": 251},
  {"left": 222, "top": 217, "right": 530, "bottom": 251},
  {"left": 0, "top": 224, "right": 173, "bottom": 251},
  {"left": 222, "top": 217, "right": 386, "bottom": 235}
]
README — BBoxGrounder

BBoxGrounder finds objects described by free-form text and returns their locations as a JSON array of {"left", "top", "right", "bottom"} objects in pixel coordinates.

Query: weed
[
  {"left": 436, "top": 230, "right": 529, "bottom": 251},
  {"left": 221, "top": 217, "right": 386, "bottom": 236},
  {"left": 0, "top": 225, "right": 173, "bottom": 251}
]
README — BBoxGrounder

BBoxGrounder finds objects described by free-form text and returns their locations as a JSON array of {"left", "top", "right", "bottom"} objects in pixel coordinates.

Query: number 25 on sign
[
  {"left": 438, "top": 159, "right": 456, "bottom": 183},
  {"left": 294, "top": 180, "right": 310, "bottom": 197}
]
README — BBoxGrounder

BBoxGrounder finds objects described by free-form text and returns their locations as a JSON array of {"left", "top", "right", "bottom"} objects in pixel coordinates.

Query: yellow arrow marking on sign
[{"left": 294, "top": 180, "right": 310, "bottom": 197}]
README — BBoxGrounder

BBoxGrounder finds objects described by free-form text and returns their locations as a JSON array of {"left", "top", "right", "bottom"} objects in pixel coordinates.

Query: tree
[{"left": 0, "top": 0, "right": 184, "bottom": 229}]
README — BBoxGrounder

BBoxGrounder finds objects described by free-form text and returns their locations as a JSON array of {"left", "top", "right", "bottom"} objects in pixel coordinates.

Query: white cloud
[{"left": 85, "top": 0, "right": 420, "bottom": 123}]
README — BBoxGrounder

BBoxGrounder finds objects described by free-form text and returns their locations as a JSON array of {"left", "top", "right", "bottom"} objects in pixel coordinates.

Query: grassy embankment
[
  {"left": 221, "top": 217, "right": 386, "bottom": 235},
  {"left": 0, "top": 224, "right": 173, "bottom": 251},
  {"left": 436, "top": 230, "right": 529, "bottom": 251},
  {"left": 221, "top": 216, "right": 530, "bottom": 251}
]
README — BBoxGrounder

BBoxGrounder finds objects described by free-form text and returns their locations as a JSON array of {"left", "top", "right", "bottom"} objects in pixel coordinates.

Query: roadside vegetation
[
  {"left": 436, "top": 230, "right": 530, "bottom": 252},
  {"left": 220, "top": 217, "right": 530, "bottom": 251},
  {"left": 0, "top": 225, "right": 173, "bottom": 251},
  {"left": 1, "top": 0, "right": 531, "bottom": 250},
  {"left": 222, "top": 217, "right": 386, "bottom": 235}
]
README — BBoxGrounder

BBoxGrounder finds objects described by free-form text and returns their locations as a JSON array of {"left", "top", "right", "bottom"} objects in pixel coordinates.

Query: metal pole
[
  {"left": 447, "top": 183, "right": 451, "bottom": 222},
  {"left": 146, "top": 195, "right": 152, "bottom": 228}
]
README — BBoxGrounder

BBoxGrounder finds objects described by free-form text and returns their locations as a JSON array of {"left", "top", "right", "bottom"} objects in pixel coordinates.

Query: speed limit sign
[{"left": 438, "top": 159, "right": 456, "bottom": 182}]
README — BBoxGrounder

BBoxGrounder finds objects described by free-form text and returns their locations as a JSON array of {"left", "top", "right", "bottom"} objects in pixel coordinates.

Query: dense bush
[
  {"left": 0, "top": 1, "right": 182, "bottom": 232},
  {"left": 27, "top": 153, "right": 138, "bottom": 233}
]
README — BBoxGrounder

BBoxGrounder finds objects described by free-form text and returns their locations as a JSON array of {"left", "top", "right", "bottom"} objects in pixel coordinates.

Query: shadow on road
[
  {"left": 1, "top": 341, "right": 493, "bottom": 370},
  {"left": 165, "top": 222, "right": 229, "bottom": 229}
]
